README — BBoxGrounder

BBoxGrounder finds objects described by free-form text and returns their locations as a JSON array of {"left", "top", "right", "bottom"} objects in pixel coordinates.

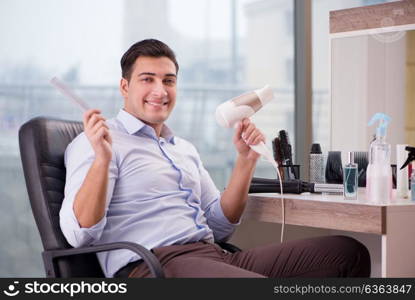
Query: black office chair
[{"left": 18, "top": 116, "right": 240, "bottom": 278}]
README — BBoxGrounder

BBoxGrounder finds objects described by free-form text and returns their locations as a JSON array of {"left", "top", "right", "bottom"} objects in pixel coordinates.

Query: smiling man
[
  {"left": 59, "top": 39, "right": 371, "bottom": 278},
  {"left": 120, "top": 55, "right": 177, "bottom": 136}
]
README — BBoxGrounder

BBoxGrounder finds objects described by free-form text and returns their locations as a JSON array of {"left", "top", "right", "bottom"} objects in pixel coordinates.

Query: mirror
[{"left": 330, "top": 26, "right": 415, "bottom": 163}]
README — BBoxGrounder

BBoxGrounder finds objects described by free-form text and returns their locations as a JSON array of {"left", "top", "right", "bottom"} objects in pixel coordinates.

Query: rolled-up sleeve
[
  {"left": 198, "top": 160, "right": 239, "bottom": 242},
  {"left": 59, "top": 133, "right": 117, "bottom": 248}
]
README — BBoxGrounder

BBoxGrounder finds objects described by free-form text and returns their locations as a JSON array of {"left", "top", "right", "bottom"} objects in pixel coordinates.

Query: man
[{"left": 60, "top": 39, "right": 370, "bottom": 278}]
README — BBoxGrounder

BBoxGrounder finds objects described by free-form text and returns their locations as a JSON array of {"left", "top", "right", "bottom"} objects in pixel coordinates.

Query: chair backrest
[{"left": 19, "top": 117, "right": 104, "bottom": 277}]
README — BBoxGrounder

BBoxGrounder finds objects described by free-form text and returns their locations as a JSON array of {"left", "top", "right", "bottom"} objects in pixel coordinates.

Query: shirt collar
[{"left": 116, "top": 109, "right": 176, "bottom": 144}]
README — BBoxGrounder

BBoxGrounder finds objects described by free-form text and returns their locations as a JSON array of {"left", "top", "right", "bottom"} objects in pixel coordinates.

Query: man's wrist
[
  {"left": 236, "top": 154, "right": 258, "bottom": 168},
  {"left": 93, "top": 156, "right": 111, "bottom": 168}
]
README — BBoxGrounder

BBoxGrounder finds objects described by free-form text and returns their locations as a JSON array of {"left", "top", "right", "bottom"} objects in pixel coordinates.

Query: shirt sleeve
[
  {"left": 59, "top": 133, "right": 118, "bottom": 248},
  {"left": 197, "top": 155, "right": 239, "bottom": 242}
]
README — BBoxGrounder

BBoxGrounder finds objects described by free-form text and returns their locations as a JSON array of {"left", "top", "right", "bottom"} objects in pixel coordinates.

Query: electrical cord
[
  {"left": 258, "top": 150, "right": 285, "bottom": 243},
  {"left": 271, "top": 160, "right": 285, "bottom": 243},
  {"left": 275, "top": 131, "right": 290, "bottom": 242},
  {"left": 249, "top": 137, "right": 285, "bottom": 243}
]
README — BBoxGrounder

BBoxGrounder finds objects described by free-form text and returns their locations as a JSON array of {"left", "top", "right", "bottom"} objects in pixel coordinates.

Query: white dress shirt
[{"left": 59, "top": 109, "right": 237, "bottom": 277}]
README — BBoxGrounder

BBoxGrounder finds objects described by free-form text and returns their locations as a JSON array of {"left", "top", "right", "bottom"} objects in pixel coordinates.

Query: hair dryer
[
  {"left": 216, "top": 85, "right": 287, "bottom": 242},
  {"left": 215, "top": 85, "right": 278, "bottom": 170}
]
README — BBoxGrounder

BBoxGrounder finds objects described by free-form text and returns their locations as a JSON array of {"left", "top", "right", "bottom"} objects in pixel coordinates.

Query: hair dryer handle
[
  {"left": 250, "top": 142, "right": 279, "bottom": 169},
  {"left": 250, "top": 141, "right": 268, "bottom": 156}
]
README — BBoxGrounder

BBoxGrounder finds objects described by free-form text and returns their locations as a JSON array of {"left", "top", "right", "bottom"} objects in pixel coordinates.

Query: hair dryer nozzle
[
  {"left": 215, "top": 97, "right": 256, "bottom": 128},
  {"left": 254, "top": 85, "right": 274, "bottom": 106},
  {"left": 215, "top": 101, "right": 233, "bottom": 128},
  {"left": 215, "top": 85, "right": 274, "bottom": 129}
]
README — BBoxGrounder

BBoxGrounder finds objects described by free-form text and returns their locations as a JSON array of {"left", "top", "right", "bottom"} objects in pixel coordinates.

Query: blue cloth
[{"left": 59, "top": 109, "right": 237, "bottom": 277}]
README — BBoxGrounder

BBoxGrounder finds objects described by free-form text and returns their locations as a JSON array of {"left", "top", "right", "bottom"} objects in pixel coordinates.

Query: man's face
[{"left": 120, "top": 56, "right": 177, "bottom": 131}]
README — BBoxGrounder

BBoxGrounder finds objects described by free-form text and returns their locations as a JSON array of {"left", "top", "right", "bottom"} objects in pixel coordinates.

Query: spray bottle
[
  {"left": 366, "top": 113, "right": 392, "bottom": 203},
  {"left": 399, "top": 146, "right": 415, "bottom": 201},
  {"left": 397, "top": 144, "right": 409, "bottom": 198}
]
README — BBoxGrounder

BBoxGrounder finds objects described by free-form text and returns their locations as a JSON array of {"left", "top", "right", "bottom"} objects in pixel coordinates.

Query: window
[{"left": 0, "top": 0, "right": 294, "bottom": 276}]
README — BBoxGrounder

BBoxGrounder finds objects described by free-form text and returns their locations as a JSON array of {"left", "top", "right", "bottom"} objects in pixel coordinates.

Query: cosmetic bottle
[
  {"left": 344, "top": 152, "right": 358, "bottom": 200},
  {"left": 309, "top": 143, "right": 325, "bottom": 183}
]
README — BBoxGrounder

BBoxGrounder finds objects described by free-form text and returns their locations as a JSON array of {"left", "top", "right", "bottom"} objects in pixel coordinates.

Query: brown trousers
[{"left": 117, "top": 235, "right": 370, "bottom": 278}]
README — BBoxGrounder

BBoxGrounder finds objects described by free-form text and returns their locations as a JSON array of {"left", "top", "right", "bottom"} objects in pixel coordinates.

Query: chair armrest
[
  {"left": 216, "top": 242, "right": 242, "bottom": 253},
  {"left": 43, "top": 241, "right": 164, "bottom": 278}
]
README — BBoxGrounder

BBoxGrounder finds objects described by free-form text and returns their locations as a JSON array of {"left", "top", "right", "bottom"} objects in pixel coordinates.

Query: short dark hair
[{"left": 120, "top": 39, "right": 179, "bottom": 81}]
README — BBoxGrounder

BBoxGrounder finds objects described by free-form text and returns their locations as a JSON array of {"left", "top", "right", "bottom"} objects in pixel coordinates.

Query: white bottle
[{"left": 366, "top": 113, "right": 392, "bottom": 203}]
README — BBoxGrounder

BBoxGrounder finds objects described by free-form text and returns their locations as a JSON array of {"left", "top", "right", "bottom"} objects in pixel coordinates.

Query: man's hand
[
  {"left": 221, "top": 118, "right": 265, "bottom": 223},
  {"left": 73, "top": 110, "right": 113, "bottom": 228},
  {"left": 233, "top": 118, "right": 265, "bottom": 161},
  {"left": 83, "top": 109, "right": 112, "bottom": 163}
]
